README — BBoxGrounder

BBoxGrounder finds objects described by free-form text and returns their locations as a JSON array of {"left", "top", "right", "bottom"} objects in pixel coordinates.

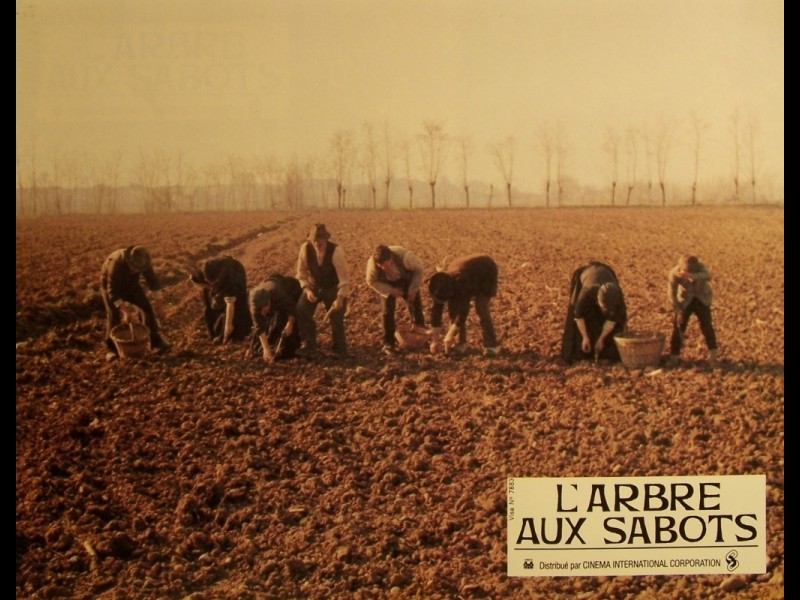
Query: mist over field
[{"left": 17, "top": 0, "right": 784, "bottom": 215}]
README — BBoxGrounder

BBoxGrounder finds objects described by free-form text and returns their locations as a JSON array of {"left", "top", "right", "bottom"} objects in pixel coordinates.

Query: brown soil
[{"left": 16, "top": 207, "right": 784, "bottom": 599}]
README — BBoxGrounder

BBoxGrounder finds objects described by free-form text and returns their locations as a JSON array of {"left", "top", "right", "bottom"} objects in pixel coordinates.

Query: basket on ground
[
  {"left": 395, "top": 324, "right": 431, "bottom": 351},
  {"left": 614, "top": 331, "right": 665, "bottom": 369},
  {"left": 110, "top": 323, "right": 151, "bottom": 358}
]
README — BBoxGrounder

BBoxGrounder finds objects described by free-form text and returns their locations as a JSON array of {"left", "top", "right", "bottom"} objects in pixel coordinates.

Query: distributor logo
[{"left": 726, "top": 550, "right": 740, "bottom": 572}]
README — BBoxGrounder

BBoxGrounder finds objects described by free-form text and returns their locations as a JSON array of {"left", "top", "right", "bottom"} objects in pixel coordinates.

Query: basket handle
[{"left": 120, "top": 304, "right": 146, "bottom": 325}]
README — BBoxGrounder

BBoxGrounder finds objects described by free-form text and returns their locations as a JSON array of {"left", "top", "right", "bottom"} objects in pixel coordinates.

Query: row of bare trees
[
  {"left": 16, "top": 112, "right": 770, "bottom": 215},
  {"left": 598, "top": 113, "right": 763, "bottom": 208}
]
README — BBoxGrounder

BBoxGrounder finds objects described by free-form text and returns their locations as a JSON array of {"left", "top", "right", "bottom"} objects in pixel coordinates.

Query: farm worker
[
  {"left": 560, "top": 261, "right": 627, "bottom": 364},
  {"left": 427, "top": 254, "right": 500, "bottom": 357},
  {"left": 295, "top": 224, "right": 351, "bottom": 358},
  {"left": 365, "top": 244, "right": 427, "bottom": 355},
  {"left": 100, "top": 245, "right": 170, "bottom": 360},
  {"left": 249, "top": 274, "right": 302, "bottom": 362},
  {"left": 666, "top": 254, "right": 718, "bottom": 368},
  {"left": 190, "top": 255, "right": 252, "bottom": 345}
]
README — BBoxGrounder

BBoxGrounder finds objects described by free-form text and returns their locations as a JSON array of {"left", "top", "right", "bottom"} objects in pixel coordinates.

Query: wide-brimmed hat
[{"left": 308, "top": 224, "right": 331, "bottom": 241}]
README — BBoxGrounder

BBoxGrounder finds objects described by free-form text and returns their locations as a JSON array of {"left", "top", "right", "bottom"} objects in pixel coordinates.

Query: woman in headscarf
[{"left": 560, "top": 261, "right": 627, "bottom": 364}]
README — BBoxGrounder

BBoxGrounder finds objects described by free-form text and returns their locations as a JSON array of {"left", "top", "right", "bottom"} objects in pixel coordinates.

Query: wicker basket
[
  {"left": 110, "top": 323, "right": 151, "bottom": 358},
  {"left": 614, "top": 331, "right": 665, "bottom": 369},
  {"left": 395, "top": 324, "right": 431, "bottom": 351}
]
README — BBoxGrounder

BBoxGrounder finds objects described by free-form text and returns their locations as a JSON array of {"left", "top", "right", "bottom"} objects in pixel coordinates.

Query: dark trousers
[
  {"left": 670, "top": 298, "right": 717, "bottom": 355},
  {"left": 101, "top": 287, "right": 163, "bottom": 355},
  {"left": 451, "top": 295, "right": 497, "bottom": 347},
  {"left": 296, "top": 287, "right": 347, "bottom": 353},
  {"left": 250, "top": 311, "right": 301, "bottom": 360},
  {"left": 382, "top": 294, "right": 425, "bottom": 345},
  {"left": 204, "top": 299, "right": 252, "bottom": 342}
]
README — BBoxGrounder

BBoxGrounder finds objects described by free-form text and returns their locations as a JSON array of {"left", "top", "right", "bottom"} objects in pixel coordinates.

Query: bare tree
[
  {"left": 361, "top": 122, "right": 379, "bottom": 209},
  {"left": 417, "top": 121, "right": 449, "bottom": 208},
  {"left": 62, "top": 155, "right": 85, "bottom": 214},
  {"left": 487, "top": 183, "right": 494, "bottom": 207},
  {"left": 227, "top": 154, "right": 244, "bottom": 210},
  {"left": 537, "top": 124, "right": 555, "bottom": 208},
  {"left": 255, "top": 156, "right": 283, "bottom": 210},
  {"left": 47, "top": 152, "right": 64, "bottom": 215},
  {"left": 16, "top": 141, "right": 25, "bottom": 214},
  {"left": 135, "top": 151, "right": 161, "bottom": 213},
  {"left": 729, "top": 110, "right": 741, "bottom": 203},
  {"left": 183, "top": 164, "right": 199, "bottom": 212},
  {"left": 490, "top": 136, "right": 516, "bottom": 207},
  {"left": 173, "top": 151, "right": 184, "bottom": 212},
  {"left": 555, "top": 124, "right": 569, "bottom": 207},
  {"left": 284, "top": 156, "right": 304, "bottom": 209},
  {"left": 381, "top": 120, "right": 395, "bottom": 209},
  {"left": 201, "top": 163, "right": 226, "bottom": 211},
  {"left": 624, "top": 126, "right": 638, "bottom": 206},
  {"left": 456, "top": 135, "right": 472, "bottom": 208},
  {"left": 94, "top": 153, "right": 122, "bottom": 214},
  {"left": 643, "top": 126, "right": 654, "bottom": 204},
  {"left": 400, "top": 137, "right": 414, "bottom": 209},
  {"left": 746, "top": 114, "right": 761, "bottom": 204},
  {"left": 654, "top": 119, "right": 673, "bottom": 206},
  {"left": 26, "top": 142, "right": 40, "bottom": 215},
  {"left": 602, "top": 127, "right": 621, "bottom": 206},
  {"left": 330, "top": 129, "right": 355, "bottom": 209},
  {"left": 689, "top": 113, "right": 708, "bottom": 206}
]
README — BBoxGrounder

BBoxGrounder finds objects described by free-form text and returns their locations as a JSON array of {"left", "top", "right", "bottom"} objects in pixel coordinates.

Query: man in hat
[
  {"left": 190, "top": 255, "right": 252, "bottom": 345},
  {"left": 295, "top": 224, "right": 350, "bottom": 358},
  {"left": 100, "top": 245, "right": 170, "bottom": 360},
  {"left": 249, "top": 274, "right": 302, "bottom": 362},
  {"left": 560, "top": 261, "right": 627, "bottom": 364},
  {"left": 428, "top": 254, "right": 500, "bottom": 357},
  {"left": 365, "top": 244, "right": 426, "bottom": 355}
]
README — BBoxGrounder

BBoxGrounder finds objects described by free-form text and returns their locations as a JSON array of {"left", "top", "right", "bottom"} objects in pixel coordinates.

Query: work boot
[
  {"left": 152, "top": 337, "right": 172, "bottom": 353},
  {"left": 382, "top": 343, "right": 399, "bottom": 356},
  {"left": 296, "top": 343, "right": 319, "bottom": 359},
  {"left": 708, "top": 349, "right": 719, "bottom": 368},
  {"left": 666, "top": 355, "right": 680, "bottom": 368},
  {"left": 447, "top": 342, "right": 467, "bottom": 356}
]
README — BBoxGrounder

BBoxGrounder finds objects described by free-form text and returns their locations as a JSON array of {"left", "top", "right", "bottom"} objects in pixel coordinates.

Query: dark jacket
[
  {"left": 250, "top": 274, "right": 302, "bottom": 335},
  {"left": 560, "top": 261, "right": 627, "bottom": 363},
  {"left": 101, "top": 246, "right": 160, "bottom": 305},
  {"left": 304, "top": 242, "right": 340, "bottom": 292},
  {"left": 430, "top": 255, "right": 498, "bottom": 328},
  {"left": 196, "top": 256, "right": 252, "bottom": 341},
  {"left": 249, "top": 274, "right": 303, "bottom": 359}
]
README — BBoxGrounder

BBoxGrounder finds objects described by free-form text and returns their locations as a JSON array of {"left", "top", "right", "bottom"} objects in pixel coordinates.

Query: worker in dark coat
[
  {"left": 100, "top": 245, "right": 169, "bottom": 359},
  {"left": 560, "top": 261, "right": 627, "bottom": 364},
  {"left": 428, "top": 254, "right": 500, "bottom": 357},
  {"left": 249, "top": 274, "right": 302, "bottom": 362},
  {"left": 190, "top": 255, "right": 252, "bottom": 344}
]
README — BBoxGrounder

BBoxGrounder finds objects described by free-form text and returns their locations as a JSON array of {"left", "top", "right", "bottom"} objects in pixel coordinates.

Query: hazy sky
[{"left": 16, "top": 0, "right": 784, "bottom": 196}]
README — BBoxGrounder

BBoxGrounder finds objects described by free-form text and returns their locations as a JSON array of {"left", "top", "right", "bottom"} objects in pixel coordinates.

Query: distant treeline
[{"left": 14, "top": 176, "right": 779, "bottom": 216}]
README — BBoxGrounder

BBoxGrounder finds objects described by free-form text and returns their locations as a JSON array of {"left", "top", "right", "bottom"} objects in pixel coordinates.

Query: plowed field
[{"left": 16, "top": 207, "right": 784, "bottom": 599}]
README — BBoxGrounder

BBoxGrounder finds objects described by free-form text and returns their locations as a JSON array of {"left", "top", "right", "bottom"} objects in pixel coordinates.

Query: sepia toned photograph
[{"left": 17, "top": 1, "right": 783, "bottom": 598}]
